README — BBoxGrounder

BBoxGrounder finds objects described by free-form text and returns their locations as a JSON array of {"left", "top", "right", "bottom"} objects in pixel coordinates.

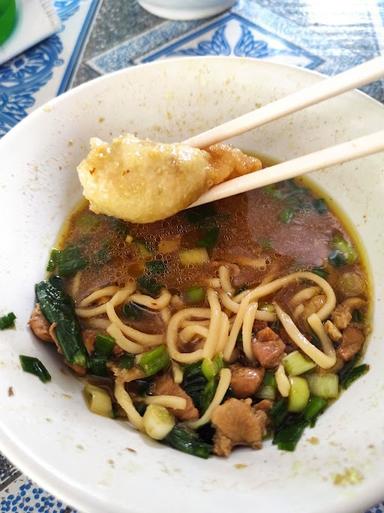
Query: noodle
[
  {"left": 79, "top": 285, "right": 120, "bottom": 307},
  {"left": 144, "top": 395, "right": 186, "bottom": 410},
  {"left": 115, "top": 380, "right": 144, "bottom": 430},
  {"left": 203, "top": 289, "right": 222, "bottom": 359},
  {"left": 160, "top": 307, "right": 171, "bottom": 324},
  {"left": 128, "top": 289, "right": 171, "bottom": 310},
  {"left": 219, "top": 291, "right": 239, "bottom": 313},
  {"left": 76, "top": 283, "right": 133, "bottom": 318},
  {"left": 166, "top": 308, "right": 210, "bottom": 363},
  {"left": 290, "top": 286, "right": 321, "bottom": 307},
  {"left": 172, "top": 361, "right": 183, "bottom": 384},
  {"left": 274, "top": 304, "right": 336, "bottom": 369},
  {"left": 107, "top": 323, "right": 145, "bottom": 354},
  {"left": 179, "top": 325, "right": 209, "bottom": 343},
  {"left": 242, "top": 303, "right": 258, "bottom": 361},
  {"left": 275, "top": 364, "right": 290, "bottom": 397},
  {"left": 218, "top": 265, "right": 234, "bottom": 295},
  {"left": 216, "top": 312, "right": 229, "bottom": 354},
  {"left": 187, "top": 368, "right": 231, "bottom": 429}
]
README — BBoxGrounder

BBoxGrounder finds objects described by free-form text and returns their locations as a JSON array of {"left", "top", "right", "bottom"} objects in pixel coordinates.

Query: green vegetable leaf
[
  {"left": 46, "top": 248, "right": 60, "bottom": 272},
  {"left": 146, "top": 260, "right": 167, "bottom": 274},
  {"left": 137, "top": 276, "right": 163, "bottom": 297},
  {"left": 312, "top": 198, "right": 328, "bottom": 214},
  {"left": 56, "top": 245, "right": 88, "bottom": 277},
  {"left": 88, "top": 354, "right": 108, "bottom": 376},
  {"left": 340, "top": 363, "right": 369, "bottom": 389},
  {"left": 311, "top": 266, "right": 329, "bottom": 279},
  {"left": 94, "top": 333, "right": 115, "bottom": 357},
  {"left": 0, "top": 312, "right": 16, "bottom": 330},
  {"left": 270, "top": 398, "right": 288, "bottom": 428},
  {"left": 279, "top": 207, "right": 295, "bottom": 224},
  {"left": 118, "top": 354, "right": 135, "bottom": 369},
  {"left": 122, "top": 302, "right": 142, "bottom": 320},
  {"left": 164, "top": 425, "right": 212, "bottom": 459},
  {"left": 273, "top": 418, "right": 308, "bottom": 451},
  {"left": 185, "top": 204, "right": 217, "bottom": 225},
  {"left": 19, "top": 355, "right": 51, "bottom": 383},
  {"left": 201, "top": 378, "right": 217, "bottom": 413},
  {"left": 182, "top": 361, "right": 207, "bottom": 412},
  {"left": 197, "top": 226, "right": 219, "bottom": 249}
]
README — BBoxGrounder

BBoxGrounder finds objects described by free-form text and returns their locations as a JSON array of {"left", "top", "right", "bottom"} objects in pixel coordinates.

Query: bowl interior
[{"left": 0, "top": 57, "right": 384, "bottom": 513}]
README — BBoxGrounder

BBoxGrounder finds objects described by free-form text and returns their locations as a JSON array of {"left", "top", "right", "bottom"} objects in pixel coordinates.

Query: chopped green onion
[
  {"left": 352, "top": 309, "right": 364, "bottom": 323},
  {"left": 307, "top": 373, "right": 339, "bottom": 399},
  {"left": 201, "top": 355, "right": 223, "bottom": 380},
  {"left": 329, "top": 234, "right": 358, "bottom": 265},
  {"left": 164, "top": 425, "right": 212, "bottom": 459},
  {"left": 0, "top": 312, "right": 16, "bottom": 330},
  {"left": 279, "top": 207, "right": 295, "bottom": 224},
  {"left": 56, "top": 245, "right": 88, "bottom": 277},
  {"left": 118, "top": 354, "right": 135, "bottom": 369},
  {"left": 273, "top": 418, "right": 307, "bottom": 451},
  {"left": 137, "top": 275, "right": 163, "bottom": 297},
  {"left": 88, "top": 354, "right": 108, "bottom": 376},
  {"left": 303, "top": 396, "right": 327, "bottom": 425},
  {"left": 270, "top": 398, "right": 288, "bottom": 428},
  {"left": 197, "top": 226, "right": 219, "bottom": 249},
  {"left": 257, "top": 371, "right": 276, "bottom": 400},
  {"left": 288, "top": 376, "right": 310, "bottom": 412},
  {"left": 146, "top": 260, "right": 167, "bottom": 274},
  {"left": 312, "top": 198, "right": 328, "bottom": 214},
  {"left": 134, "top": 239, "right": 152, "bottom": 259},
  {"left": 283, "top": 351, "right": 316, "bottom": 376},
  {"left": 143, "top": 404, "right": 175, "bottom": 440},
  {"left": 340, "top": 363, "right": 369, "bottom": 389},
  {"left": 311, "top": 266, "right": 329, "bottom": 279},
  {"left": 92, "top": 243, "right": 112, "bottom": 266},
  {"left": 46, "top": 248, "right": 59, "bottom": 272},
  {"left": 19, "top": 355, "right": 51, "bottom": 383},
  {"left": 84, "top": 383, "right": 113, "bottom": 417},
  {"left": 94, "top": 333, "right": 115, "bottom": 357},
  {"left": 137, "top": 345, "right": 170, "bottom": 377},
  {"left": 185, "top": 286, "right": 205, "bottom": 304},
  {"left": 182, "top": 361, "right": 206, "bottom": 412},
  {"left": 328, "top": 249, "right": 347, "bottom": 267}
]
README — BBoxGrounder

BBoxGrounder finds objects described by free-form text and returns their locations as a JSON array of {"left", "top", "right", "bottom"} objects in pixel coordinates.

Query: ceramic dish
[{"left": 0, "top": 57, "right": 383, "bottom": 513}]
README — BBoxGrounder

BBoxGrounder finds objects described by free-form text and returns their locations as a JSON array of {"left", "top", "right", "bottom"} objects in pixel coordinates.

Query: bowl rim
[{"left": 1, "top": 55, "right": 384, "bottom": 513}]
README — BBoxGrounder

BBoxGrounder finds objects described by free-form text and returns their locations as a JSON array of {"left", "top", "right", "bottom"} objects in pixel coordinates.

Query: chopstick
[
  {"left": 190, "top": 129, "right": 384, "bottom": 207},
  {"left": 184, "top": 56, "right": 384, "bottom": 148}
]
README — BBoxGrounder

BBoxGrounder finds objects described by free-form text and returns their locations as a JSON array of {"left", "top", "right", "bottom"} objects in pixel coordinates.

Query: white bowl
[
  {"left": 0, "top": 57, "right": 383, "bottom": 513},
  {"left": 137, "top": 0, "right": 236, "bottom": 20}
]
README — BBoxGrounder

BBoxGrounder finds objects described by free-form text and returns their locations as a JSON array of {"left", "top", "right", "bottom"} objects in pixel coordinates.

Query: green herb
[
  {"left": 201, "top": 378, "right": 217, "bottom": 413},
  {"left": 312, "top": 198, "right": 328, "bottom": 214},
  {"left": 339, "top": 360, "right": 369, "bottom": 389},
  {"left": 328, "top": 249, "right": 346, "bottom": 267},
  {"left": 273, "top": 418, "right": 307, "bottom": 451},
  {"left": 19, "top": 355, "right": 51, "bottom": 383},
  {"left": 56, "top": 245, "right": 88, "bottom": 276},
  {"left": 88, "top": 354, "right": 107, "bottom": 376},
  {"left": 185, "top": 204, "right": 216, "bottom": 225},
  {"left": 182, "top": 361, "right": 206, "bottom": 412},
  {"left": 0, "top": 312, "right": 16, "bottom": 330},
  {"left": 137, "top": 275, "right": 163, "bottom": 297},
  {"left": 146, "top": 260, "right": 166, "bottom": 274},
  {"left": 92, "top": 243, "right": 112, "bottom": 266},
  {"left": 122, "top": 302, "right": 142, "bottom": 320},
  {"left": 270, "top": 398, "right": 288, "bottom": 428},
  {"left": 138, "top": 345, "right": 170, "bottom": 377},
  {"left": 263, "top": 184, "right": 283, "bottom": 200},
  {"left": 303, "top": 396, "right": 327, "bottom": 426},
  {"left": 94, "top": 333, "right": 115, "bottom": 357},
  {"left": 109, "top": 218, "right": 129, "bottom": 237},
  {"left": 352, "top": 309, "right": 364, "bottom": 323},
  {"left": 46, "top": 248, "right": 60, "bottom": 272},
  {"left": 329, "top": 234, "right": 358, "bottom": 266},
  {"left": 258, "top": 238, "right": 272, "bottom": 250},
  {"left": 165, "top": 425, "right": 212, "bottom": 459},
  {"left": 35, "top": 279, "right": 88, "bottom": 368},
  {"left": 118, "top": 354, "right": 135, "bottom": 369},
  {"left": 201, "top": 355, "right": 223, "bottom": 380},
  {"left": 311, "top": 266, "right": 329, "bottom": 278},
  {"left": 279, "top": 207, "right": 295, "bottom": 224},
  {"left": 185, "top": 286, "right": 205, "bottom": 304},
  {"left": 197, "top": 226, "right": 219, "bottom": 249}
]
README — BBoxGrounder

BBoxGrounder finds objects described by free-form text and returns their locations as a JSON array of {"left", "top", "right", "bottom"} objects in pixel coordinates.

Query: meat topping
[
  {"left": 252, "top": 327, "right": 285, "bottom": 368},
  {"left": 337, "top": 326, "right": 365, "bottom": 361},
  {"left": 230, "top": 365, "right": 264, "bottom": 398},
  {"left": 28, "top": 304, "right": 52, "bottom": 342},
  {"left": 211, "top": 398, "right": 268, "bottom": 456},
  {"left": 153, "top": 374, "right": 199, "bottom": 421}
]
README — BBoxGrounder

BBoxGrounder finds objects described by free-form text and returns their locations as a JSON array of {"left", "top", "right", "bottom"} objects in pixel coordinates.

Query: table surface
[{"left": 1, "top": 0, "right": 384, "bottom": 511}]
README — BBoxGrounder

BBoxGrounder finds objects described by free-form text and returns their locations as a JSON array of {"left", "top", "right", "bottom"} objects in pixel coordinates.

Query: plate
[{"left": 0, "top": 57, "right": 383, "bottom": 513}]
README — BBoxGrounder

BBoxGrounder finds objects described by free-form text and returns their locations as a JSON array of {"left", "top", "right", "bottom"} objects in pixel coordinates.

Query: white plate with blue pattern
[{"left": 0, "top": 57, "right": 383, "bottom": 513}]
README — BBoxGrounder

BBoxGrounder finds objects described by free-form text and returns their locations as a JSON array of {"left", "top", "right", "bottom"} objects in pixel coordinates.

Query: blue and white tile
[{"left": 0, "top": 0, "right": 101, "bottom": 137}]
